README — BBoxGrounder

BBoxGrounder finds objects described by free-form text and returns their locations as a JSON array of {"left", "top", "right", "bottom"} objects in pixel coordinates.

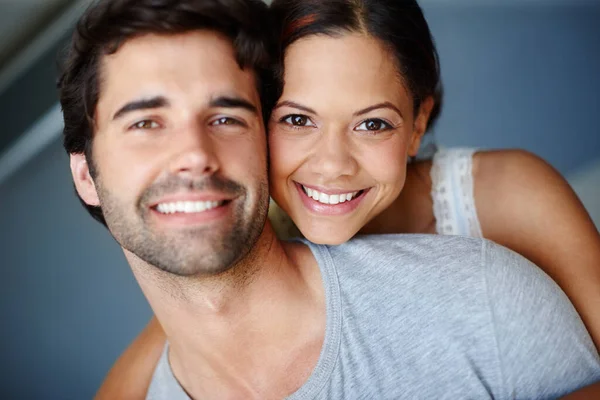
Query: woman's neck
[{"left": 360, "top": 160, "right": 436, "bottom": 235}]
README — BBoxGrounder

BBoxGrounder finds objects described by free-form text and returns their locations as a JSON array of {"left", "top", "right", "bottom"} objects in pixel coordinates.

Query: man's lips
[
  {"left": 154, "top": 200, "right": 227, "bottom": 215},
  {"left": 149, "top": 192, "right": 235, "bottom": 208},
  {"left": 147, "top": 192, "right": 238, "bottom": 218}
]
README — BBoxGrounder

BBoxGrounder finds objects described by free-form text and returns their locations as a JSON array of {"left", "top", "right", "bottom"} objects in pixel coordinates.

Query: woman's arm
[
  {"left": 561, "top": 382, "right": 600, "bottom": 399},
  {"left": 95, "top": 317, "right": 166, "bottom": 400},
  {"left": 473, "top": 149, "right": 600, "bottom": 351}
]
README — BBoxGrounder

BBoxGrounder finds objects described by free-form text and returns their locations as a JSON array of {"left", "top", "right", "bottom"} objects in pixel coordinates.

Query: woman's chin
[{"left": 300, "top": 226, "right": 358, "bottom": 246}]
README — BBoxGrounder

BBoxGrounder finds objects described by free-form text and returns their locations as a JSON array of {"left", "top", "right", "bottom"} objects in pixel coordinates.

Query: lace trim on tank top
[{"left": 430, "top": 148, "right": 483, "bottom": 238}]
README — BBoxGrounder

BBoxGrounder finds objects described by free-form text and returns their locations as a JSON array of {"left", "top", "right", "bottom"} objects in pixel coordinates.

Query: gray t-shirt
[{"left": 147, "top": 235, "right": 600, "bottom": 399}]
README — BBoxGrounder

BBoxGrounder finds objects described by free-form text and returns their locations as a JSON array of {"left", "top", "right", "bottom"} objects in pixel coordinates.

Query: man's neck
[{"left": 128, "top": 223, "right": 325, "bottom": 399}]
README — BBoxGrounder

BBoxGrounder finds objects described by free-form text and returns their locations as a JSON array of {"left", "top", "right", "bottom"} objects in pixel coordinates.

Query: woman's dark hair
[
  {"left": 269, "top": 0, "right": 442, "bottom": 131},
  {"left": 57, "top": 0, "right": 274, "bottom": 226}
]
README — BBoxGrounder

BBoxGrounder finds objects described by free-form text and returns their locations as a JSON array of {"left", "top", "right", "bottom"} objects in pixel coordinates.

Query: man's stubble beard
[{"left": 94, "top": 174, "right": 270, "bottom": 279}]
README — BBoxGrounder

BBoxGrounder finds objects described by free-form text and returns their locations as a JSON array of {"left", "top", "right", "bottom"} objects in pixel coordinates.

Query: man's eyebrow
[
  {"left": 353, "top": 102, "right": 403, "bottom": 118},
  {"left": 272, "top": 100, "right": 317, "bottom": 115},
  {"left": 112, "top": 96, "right": 170, "bottom": 120},
  {"left": 210, "top": 96, "right": 259, "bottom": 114}
]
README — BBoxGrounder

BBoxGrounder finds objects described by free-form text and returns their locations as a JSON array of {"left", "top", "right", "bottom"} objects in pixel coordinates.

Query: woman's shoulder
[
  {"left": 407, "top": 147, "right": 561, "bottom": 238},
  {"left": 471, "top": 148, "right": 555, "bottom": 193},
  {"left": 408, "top": 146, "right": 479, "bottom": 180},
  {"left": 409, "top": 147, "right": 549, "bottom": 180},
  {"left": 471, "top": 148, "right": 589, "bottom": 242},
  {"left": 421, "top": 147, "right": 552, "bottom": 188}
]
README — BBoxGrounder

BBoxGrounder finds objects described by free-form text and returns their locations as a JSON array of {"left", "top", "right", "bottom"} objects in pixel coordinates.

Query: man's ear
[
  {"left": 408, "top": 96, "right": 435, "bottom": 157},
  {"left": 70, "top": 153, "right": 100, "bottom": 206}
]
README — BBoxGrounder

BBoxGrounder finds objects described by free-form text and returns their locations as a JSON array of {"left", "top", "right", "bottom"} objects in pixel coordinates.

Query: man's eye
[
  {"left": 211, "top": 117, "right": 241, "bottom": 126},
  {"left": 131, "top": 120, "right": 160, "bottom": 130},
  {"left": 281, "top": 114, "right": 316, "bottom": 127},
  {"left": 355, "top": 119, "right": 393, "bottom": 132}
]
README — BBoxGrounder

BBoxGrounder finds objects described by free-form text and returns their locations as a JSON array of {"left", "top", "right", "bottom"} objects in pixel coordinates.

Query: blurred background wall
[{"left": 0, "top": 0, "right": 598, "bottom": 398}]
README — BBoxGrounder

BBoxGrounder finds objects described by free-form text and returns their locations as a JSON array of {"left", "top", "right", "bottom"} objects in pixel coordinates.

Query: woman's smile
[{"left": 294, "top": 182, "right": 371, "bottom": 216}]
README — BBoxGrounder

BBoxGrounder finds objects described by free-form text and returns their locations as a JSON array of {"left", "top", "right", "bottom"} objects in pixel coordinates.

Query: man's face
[{"left": 71, "top": 31, "right": 269, "bottom": 276}]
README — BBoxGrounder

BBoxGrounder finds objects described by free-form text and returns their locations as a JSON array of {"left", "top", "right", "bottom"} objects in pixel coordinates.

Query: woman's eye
[
  {"left": 131, "top": 120, "right": 160, "bottom": 130},
  {"left": 355, "top": 119, "right": 393, "bottom": 132},
  {"left": 211, "top": 117, "right": 242, "bottom": 126},
  {"left": 281, "top": 114, "right": 316, "bottom": 127}
]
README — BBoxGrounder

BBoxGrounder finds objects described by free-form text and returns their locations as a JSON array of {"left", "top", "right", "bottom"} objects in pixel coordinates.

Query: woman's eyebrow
[
  {"left": 353, "top": 102, "right": 403, "bottom": 118},
  {"left": 272, "top": 100, "right": 317, "bottom": 115}
]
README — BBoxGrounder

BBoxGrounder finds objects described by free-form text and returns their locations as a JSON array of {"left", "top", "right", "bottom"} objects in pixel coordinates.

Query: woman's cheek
[
  {"left": 268, "top": 133, "right": 297, "bottom": 206},
  {"left": 365, "top": 136, "right": 408, "bottom": 183},
  {"left": 364, "top": 142, "right": 409, "bottom": 209},
  {"left": 268, "top": 134, "right": 290, "bottom": 179}
]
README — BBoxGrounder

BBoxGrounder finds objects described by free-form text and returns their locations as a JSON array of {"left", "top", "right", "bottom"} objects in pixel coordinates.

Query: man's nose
[{"left": 167, "top": 125, "right": 220, "bottom": 178}]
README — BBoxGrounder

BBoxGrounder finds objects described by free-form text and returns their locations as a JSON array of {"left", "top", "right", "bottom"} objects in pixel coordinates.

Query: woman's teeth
[
  {"left": 156, "top": 201, "right": 223, "bottom": 214},
  {"left": 302, "top": 185, "right": 359, "bottom": 205}
]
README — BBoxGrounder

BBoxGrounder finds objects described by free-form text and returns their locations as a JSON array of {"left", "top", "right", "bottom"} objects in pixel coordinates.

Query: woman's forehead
[{"left": 280, "top": 34, "right": 411, "bottom": 113}]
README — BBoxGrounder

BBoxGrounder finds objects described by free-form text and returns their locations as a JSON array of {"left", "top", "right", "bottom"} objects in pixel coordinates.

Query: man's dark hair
[{"left": 58, "top": 0, "right": 274, "bottom": 226}]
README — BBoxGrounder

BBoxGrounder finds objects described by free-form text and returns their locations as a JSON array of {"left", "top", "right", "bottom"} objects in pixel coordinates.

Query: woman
[{"left": 96, "top": 0, "right": 600, "bottom": 397}]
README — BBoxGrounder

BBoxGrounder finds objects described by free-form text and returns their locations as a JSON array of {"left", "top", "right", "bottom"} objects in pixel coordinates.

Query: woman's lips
[{"left": 295, "top": 182, "right": 369, "bottom": 216}]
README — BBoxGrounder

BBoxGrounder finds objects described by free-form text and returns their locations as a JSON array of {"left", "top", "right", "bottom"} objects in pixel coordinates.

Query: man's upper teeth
[
  {"left": 303, "top": 186, "right": 358, "bottom": 205},
  {"left": 156, "top": 201, "right": 222, "bottom": 214}
]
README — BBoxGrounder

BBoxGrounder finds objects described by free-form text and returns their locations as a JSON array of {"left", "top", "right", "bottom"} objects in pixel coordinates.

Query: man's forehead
[
  {"left": 110, "top": 30, "right": 236, "bottom": 58},
  {"left": 97, "top": 30, "right": 260, "bottom": 116},
  {"left": 101, "top": 30, "right": 253, "bottom": 84}
]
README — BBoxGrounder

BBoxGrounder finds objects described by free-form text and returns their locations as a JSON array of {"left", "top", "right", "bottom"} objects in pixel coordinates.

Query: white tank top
[
  {"left": 268, "top": 147, "right": 483, "bottom": 239},
  {"left": 431, "top": 148, "right": 483, "bottom": 238}
]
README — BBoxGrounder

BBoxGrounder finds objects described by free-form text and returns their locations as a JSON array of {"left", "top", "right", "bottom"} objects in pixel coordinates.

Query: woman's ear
[
  {"left": 70, "top": 153, "right": 100, "bottom": 206},
  {"left": 408, "top": 96, "right": 435, "bottom": 157}
]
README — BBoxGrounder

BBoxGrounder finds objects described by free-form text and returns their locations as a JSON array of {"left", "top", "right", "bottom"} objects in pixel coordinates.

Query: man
[{"left": 59, "top": 0, "right": 599, "bottom": 398}]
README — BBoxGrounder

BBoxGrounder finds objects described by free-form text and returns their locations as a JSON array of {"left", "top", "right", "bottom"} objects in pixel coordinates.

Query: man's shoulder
[
  {"left": 328, "top": 233, "right": 490, "bottom": 264},
  {"left": 309, "top": 235, "right": 492, "bottom": 295},
  {"left": 341, "top": 233, "right": 485, "bottom": 249},
  {"left": 318, "top": 234, "right": 540, "bottom": 290},
  {"left": 319, "top": 235, "right": 600, "bottom": 398},
  {"left": 333, "top": 233, "right": 527, "bottom": 265}
]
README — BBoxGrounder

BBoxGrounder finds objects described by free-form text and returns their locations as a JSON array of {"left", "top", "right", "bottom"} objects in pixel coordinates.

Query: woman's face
[{"left": 268, "top": 33, "right": 431, "bottom": 244}]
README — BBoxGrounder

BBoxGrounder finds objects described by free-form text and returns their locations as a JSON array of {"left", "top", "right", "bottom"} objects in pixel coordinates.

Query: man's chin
[
  {"left": 152, "top": 260, "right": 236, "bottom": 278},
  {"left": 125, "top": 238, "right": 248, "bottom": 277}
]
